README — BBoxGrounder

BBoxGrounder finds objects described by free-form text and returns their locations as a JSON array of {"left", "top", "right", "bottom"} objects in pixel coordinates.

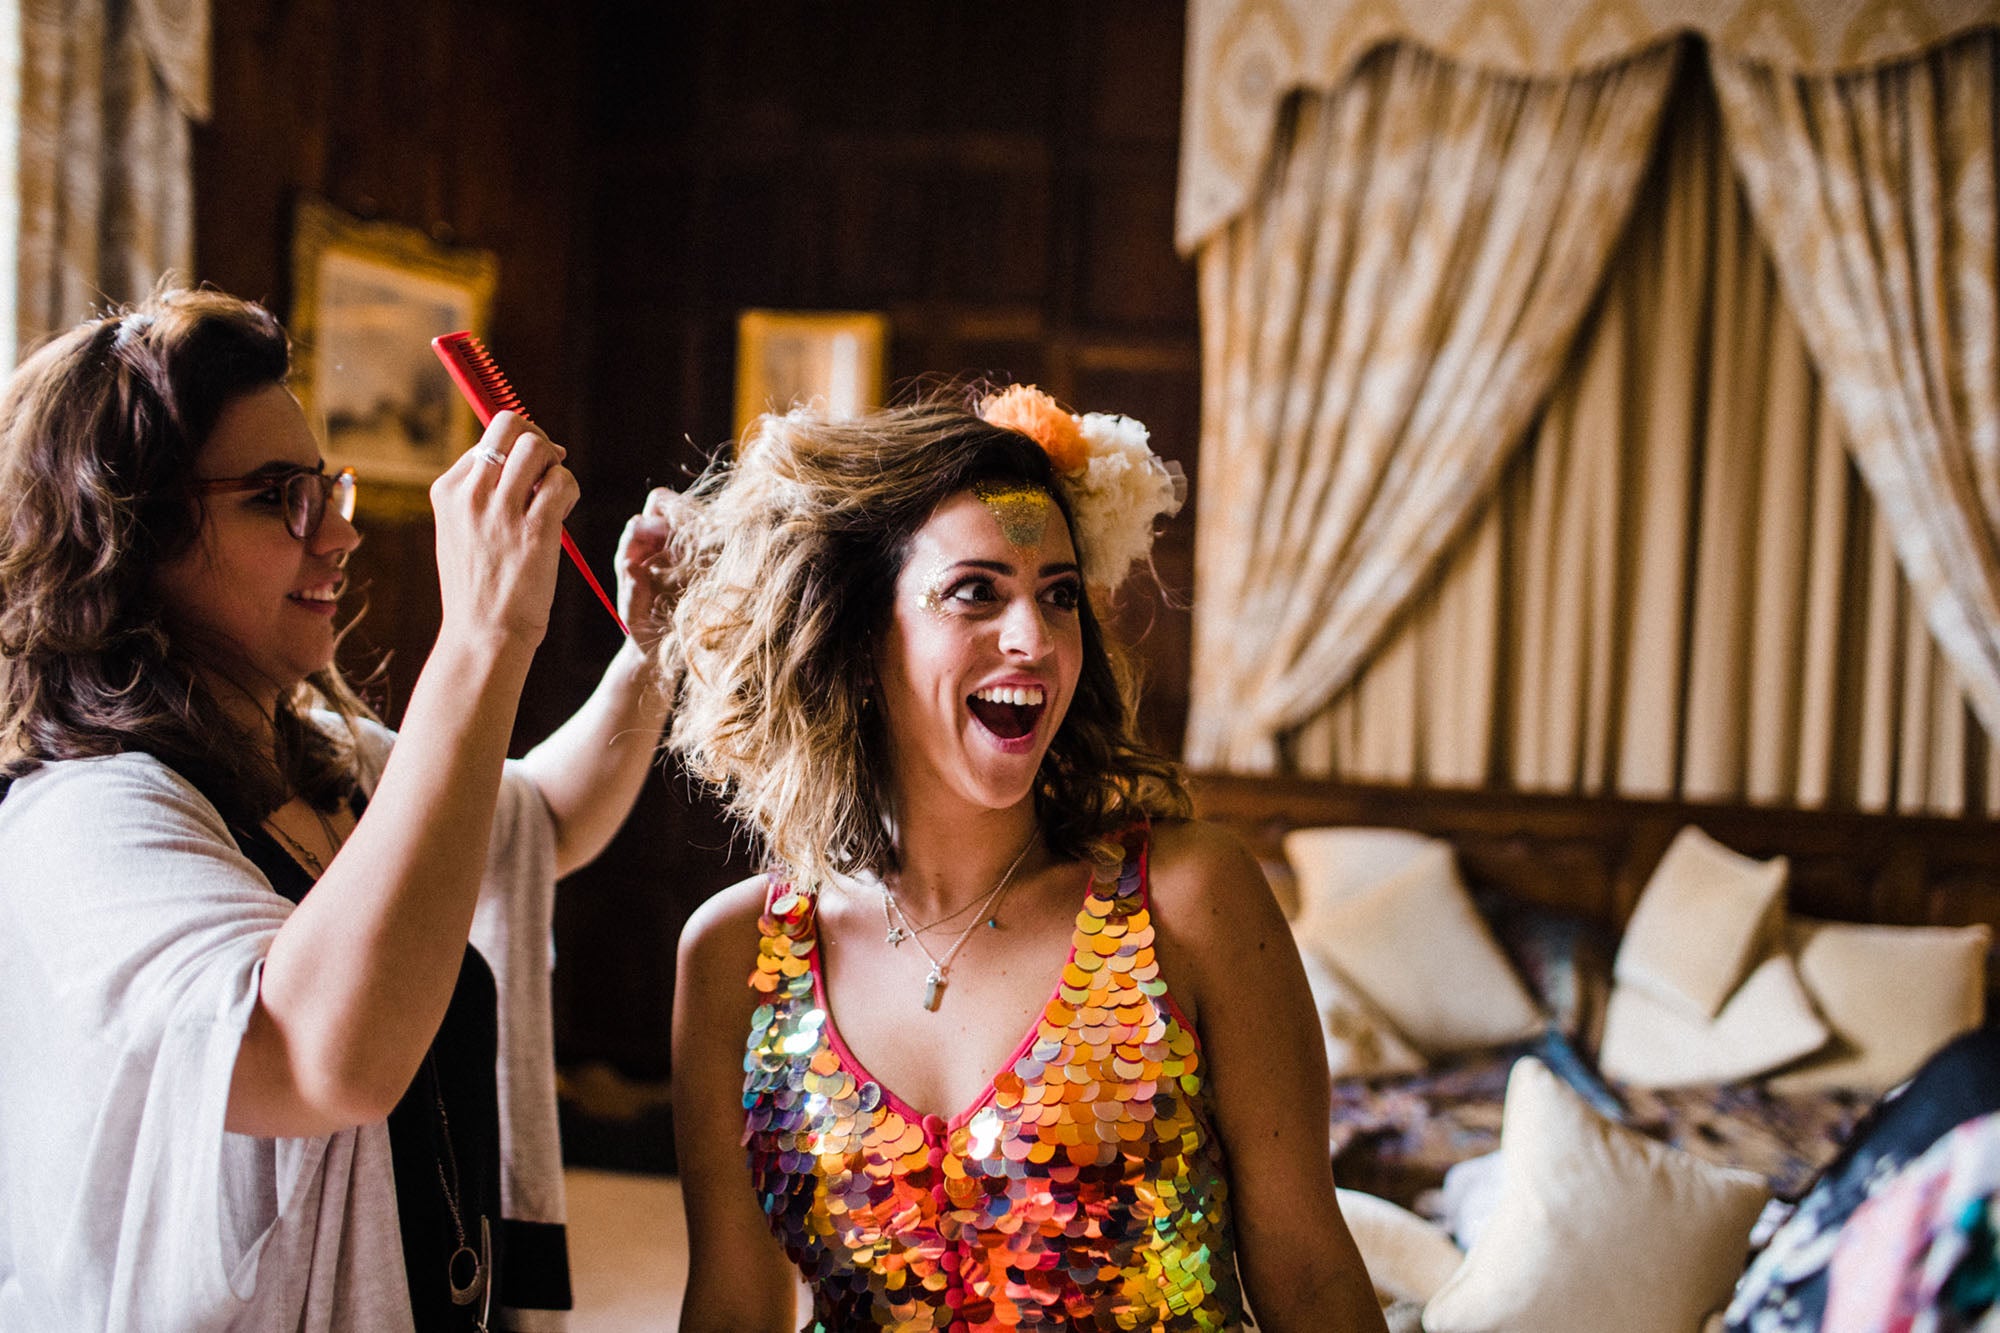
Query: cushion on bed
[
  {"left": 1284, "top": 826, "right": 1441, "bottom": 920},
  {"left": 1421, "top": 1057, "right": 1769, "bottom": 1333},
  {"left": 1437, "top": 1149, "right": 1506, "bottom": 1251},
  {"left": 1764, "top": 918, "right": 1991, "bottom": 1094},
  {"left": 1334, "top": 1188, "right": 1463, "bottom": 1307},
  {"left": 1599, "top": 950, "right": 1829, "bottom": 1088},
  {"left": 1614, "top": 825, "right": 1788, "bottom": 1021},
  {"left": 1295, "top": 936, "right": 1428, "bottom": 1079},
  {"left": 1294, "top": 841, "right": 1543, "bottom": 1056}
]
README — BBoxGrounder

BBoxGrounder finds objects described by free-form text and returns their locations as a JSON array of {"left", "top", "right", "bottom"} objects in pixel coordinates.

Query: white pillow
[
  {"left": 1421, "top": 1057, "right": 1770, "bottom": 1333},
  {"left": 1298, "top": 841, "right": 1544, "bottom": 1055},
  {"left": 1335, "top": 1188, "right": 1463, "bottom": 1307},
  {"left": 1285, "top": 826, "right": 1443, "bottom": 923},
  {"left": 1599, "top": 951, "right": 1829, "bottom": 1087},
  {"left": 1437, "top": 1150, "right": 1505, "bottom": 1252},
  {"left": 1295, "top": 934, "right": 1428, "bottom": 1079},
  {"left": 1615, "top": 825, "right": 1788, "bottom": 1021},
  {"left": 1767, "top": 917, "right": 1991, "bottom": 1093}
]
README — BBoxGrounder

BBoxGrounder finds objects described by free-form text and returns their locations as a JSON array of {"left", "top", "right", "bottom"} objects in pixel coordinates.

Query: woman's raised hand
[
  {"left": 428, "top": 411, "right": 580, "bottom": 651},
  {"left": 614, "top": 486, "right": 687, "bottom": 654}
]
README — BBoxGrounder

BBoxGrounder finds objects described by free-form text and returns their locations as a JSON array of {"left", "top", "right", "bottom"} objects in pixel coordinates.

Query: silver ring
[{"left": 472, "top": 445, "right": 508, "bottom": 468}]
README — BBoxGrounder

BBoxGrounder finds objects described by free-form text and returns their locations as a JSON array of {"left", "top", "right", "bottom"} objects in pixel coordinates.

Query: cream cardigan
[{"left": 0, "top": 717, "right": 568, "bottom": 1331}]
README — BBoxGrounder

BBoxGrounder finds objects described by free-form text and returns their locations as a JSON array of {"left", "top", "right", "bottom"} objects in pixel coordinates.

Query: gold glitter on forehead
[{"left": 971, "top": 480, "right": 1051, "bottom": 548}]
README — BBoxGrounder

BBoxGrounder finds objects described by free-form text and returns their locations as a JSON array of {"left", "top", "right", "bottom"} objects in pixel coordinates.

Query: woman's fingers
[
  {"left": 430, "top": 411, "right": 578, "bottom": 646},
  {"left": 523, "top": 451, "right": 581, "bottom": 525},
  {"left": 614, "top": 487, "right": 686, "bottom": 650}
]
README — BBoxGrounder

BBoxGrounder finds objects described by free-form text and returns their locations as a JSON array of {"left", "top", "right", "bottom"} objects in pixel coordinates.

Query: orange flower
[{"left": 978, "top": 384, "right": 1087, "bottom": 474}]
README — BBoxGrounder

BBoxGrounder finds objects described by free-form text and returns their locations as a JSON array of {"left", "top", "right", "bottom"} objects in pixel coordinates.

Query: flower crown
[{"left": 976, "top": 384, "right": 1185, "bottom": 592}]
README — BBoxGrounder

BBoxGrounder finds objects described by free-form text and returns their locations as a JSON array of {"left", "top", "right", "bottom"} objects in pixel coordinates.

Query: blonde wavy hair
[{"left": 661, "top": 399, "right": 1190, "bottom": 890}]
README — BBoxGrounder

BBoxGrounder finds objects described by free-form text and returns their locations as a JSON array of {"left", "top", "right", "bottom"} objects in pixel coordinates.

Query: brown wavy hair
[
  {"left": 0, "top": 285, "right": 372, "bottom": 827},
  {"left": 662, "top": 398, "right": 1190, "bottom": 890}
]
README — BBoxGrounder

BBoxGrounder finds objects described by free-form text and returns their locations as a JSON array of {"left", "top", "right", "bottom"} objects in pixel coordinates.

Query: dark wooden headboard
[{"left": 1190, "top": 773, "right": 2000, "bottom": 998}]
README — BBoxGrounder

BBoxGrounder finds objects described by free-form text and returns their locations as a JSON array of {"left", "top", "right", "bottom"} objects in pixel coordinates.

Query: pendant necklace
[
  {"left": 880, "top": 831, "right": 1036, "bottom": 1011},
  {"left": 264, "top": 805, "right": 340, "bottom": 877},
  {"left": 884, "top": 871, "right": 1004, "bottom": 940},
  {"left": 431, "top": 1054, "right": 493, "bottom": 1330}
]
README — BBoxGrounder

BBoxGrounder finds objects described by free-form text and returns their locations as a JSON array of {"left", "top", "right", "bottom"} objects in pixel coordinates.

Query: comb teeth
[
  {"left": 428, "top": 331, "right": 629, "bottom": 636},
  {"left": 434, "top": 331, "right": 530, "bottom": 422}
]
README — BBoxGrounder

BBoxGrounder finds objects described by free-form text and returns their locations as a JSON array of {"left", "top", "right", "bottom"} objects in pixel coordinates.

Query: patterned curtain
[
  {"left": 1713, "top": 30, "right": 2000, "bottom": 744},
  {"left": 1290, "top": 59, "right": 1999, "bottom": 816},
  {"left": 1179, "top": 0, "right": 2000, "bottom": 253},
  {"left": 12, "top": 0, "right": 209, "bottom": 361},
  {"left": 1183, "top": 40, "right": 1677, "bottom": 771}
]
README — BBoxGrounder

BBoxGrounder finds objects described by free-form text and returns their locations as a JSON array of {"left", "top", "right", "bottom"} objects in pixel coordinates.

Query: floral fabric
[{"left": 1729, "top": 1030, "right": 2000, "bottom": 1333}]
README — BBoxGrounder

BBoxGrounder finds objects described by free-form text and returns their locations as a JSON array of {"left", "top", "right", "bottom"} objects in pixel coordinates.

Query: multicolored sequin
[{"left": 743, "top": 830, "right": 1244, "bottom": 1331}]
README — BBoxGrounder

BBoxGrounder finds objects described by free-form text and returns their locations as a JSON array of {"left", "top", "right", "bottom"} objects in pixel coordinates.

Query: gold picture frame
[
  {"left": 734, "top": 309, "right": 890, "bottom": 437},
  {"left": 289, "top": 198, "right": 499, "bottom": 494}
]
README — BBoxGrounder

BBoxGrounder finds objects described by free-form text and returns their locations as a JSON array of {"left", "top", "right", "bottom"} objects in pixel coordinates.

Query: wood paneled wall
[
  {"left": 580, "top": 0, "right": 1198, "bottom": 747},
  {"left": 193, "top": 1, "right": 1200, "bottom": 1085},
  {"left": 194, "top": 0, "right": 593, "bottom": 748}
]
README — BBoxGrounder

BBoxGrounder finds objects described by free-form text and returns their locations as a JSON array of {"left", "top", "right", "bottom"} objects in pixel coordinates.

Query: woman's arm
[
  {"left": 228, "top": 415, "right": 576, "bottom": 1138},
  {"left": 673, "top": 877, "right": 802, "bottom": 1333},
  {"left": 517, "top": 488, "right": 678, "bottom": 877},
  {"left": 1149, "top": 821, "right": 1388, "bottom": 1333}
]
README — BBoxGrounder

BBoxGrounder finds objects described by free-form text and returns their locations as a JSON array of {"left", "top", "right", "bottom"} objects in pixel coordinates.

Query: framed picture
[
  {"left": 734, "top": 309, "right": 890, "bottom": 437},
  {"left": 289, "top": 198, "right": 499, "bottom": 491}
]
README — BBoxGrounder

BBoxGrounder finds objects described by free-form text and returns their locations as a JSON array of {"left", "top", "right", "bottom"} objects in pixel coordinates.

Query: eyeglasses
[{"left": 195, "top": 465, "right": 358, "bottom": 540}]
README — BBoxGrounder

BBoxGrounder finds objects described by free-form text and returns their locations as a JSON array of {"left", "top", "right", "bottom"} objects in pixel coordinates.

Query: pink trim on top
[
  {"left": 1128, "top": 827, "right": 1204, "bottom": 1045},
  {"left": 800, "top": 826, "right": 1208, "bottom": 1141}
]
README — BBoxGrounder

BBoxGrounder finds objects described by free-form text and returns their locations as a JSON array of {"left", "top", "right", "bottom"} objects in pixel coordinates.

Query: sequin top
[{"left": 742, "top": 829, "right": 1244, "bottom": 1332}]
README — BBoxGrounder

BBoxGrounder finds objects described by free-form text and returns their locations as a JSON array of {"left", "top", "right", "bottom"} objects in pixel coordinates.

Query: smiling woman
[
  {"left": 660, "top": 392, "right": 1388, "bottom": 1332},
  {"left": 0, "top": 286, "right": 680, "bottom": 1330},
  {"left": 159, "top": 385, "right": 366, "bottom": 711}
]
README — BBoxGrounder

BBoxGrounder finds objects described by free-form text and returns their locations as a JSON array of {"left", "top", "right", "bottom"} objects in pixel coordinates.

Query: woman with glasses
[{"left": 0, "top": 287, "right": 675, "bottom": 1330}]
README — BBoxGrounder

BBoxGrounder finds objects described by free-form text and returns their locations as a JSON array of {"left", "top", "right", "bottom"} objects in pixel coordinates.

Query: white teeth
[
  {"left": 295, "top": 587, "right": 338, "bottom": 602},
  {"left": 973, "top": 685, "right": 1044, "bottom": 707}
]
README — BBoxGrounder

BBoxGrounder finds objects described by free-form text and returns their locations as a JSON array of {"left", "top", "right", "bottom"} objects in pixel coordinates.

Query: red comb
[{"left": 431, "top": 332, "right": 627, "bottom": 636}]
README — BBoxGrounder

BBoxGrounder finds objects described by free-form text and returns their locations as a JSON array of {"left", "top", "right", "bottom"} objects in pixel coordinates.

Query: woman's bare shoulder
[
  {"left": 1145, "top": 818, "right": 1271, "bottom": 913},
  {"left": 1142, "top": 818, "right": 1292, "bottom": 1019},
  {"left": 678, "top": 873, "right": 780, "bottom": 979},
  {"left": 675, "top": 874, "right": 794, "bottom": 1054}
]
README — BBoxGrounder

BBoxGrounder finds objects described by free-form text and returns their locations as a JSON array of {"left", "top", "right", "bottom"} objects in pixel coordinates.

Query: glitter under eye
[{"left": 912, "top": 559, "right": 956, "bottom": 617}]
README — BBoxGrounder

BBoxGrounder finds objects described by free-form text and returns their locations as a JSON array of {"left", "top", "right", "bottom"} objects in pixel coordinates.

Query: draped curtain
[
  {"left": 1180, "top": 0, "right": 2000, "bottom": 810},
  {"left": 1293, "top": 61, "right": 1999, "bottom": 817},
  {"left": 1184, "top": 41, "right": 1678, "bottom": 770},
  {"left": 1713, "top": 29, "right": 2000, "bottom": 752},
  {"left": 11, "top": 0, "right": 209, "bottom": 364}
]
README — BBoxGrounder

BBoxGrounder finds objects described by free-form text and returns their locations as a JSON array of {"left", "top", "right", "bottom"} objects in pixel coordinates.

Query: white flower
[{"left": 1065, "top": 412, "right": 1185, "bottom": 591}]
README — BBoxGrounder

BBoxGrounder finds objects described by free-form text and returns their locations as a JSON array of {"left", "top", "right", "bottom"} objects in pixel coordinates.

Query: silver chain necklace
[
  {"left": 431, "top": 1055, "right": 493, "bottom": 1329},
  {"left": 268, "top": 810, "right": 489, "bottom": 1327},
  {"left": 879, "top": 831, "right": 1036, "bottom": 1011},
  {"left": 263, "top": 804, "right": 340, "bottom": 877}
]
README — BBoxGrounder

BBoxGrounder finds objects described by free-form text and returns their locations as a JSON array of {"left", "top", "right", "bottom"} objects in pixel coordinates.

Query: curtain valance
[{"left": 1178, "top": 0, "right": 1999, "bottom": 250}]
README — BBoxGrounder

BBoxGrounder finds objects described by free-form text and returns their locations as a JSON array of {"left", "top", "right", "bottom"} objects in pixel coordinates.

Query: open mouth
[{"left": 968, "top": 684, "right": 1046, "bottom": 741}]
